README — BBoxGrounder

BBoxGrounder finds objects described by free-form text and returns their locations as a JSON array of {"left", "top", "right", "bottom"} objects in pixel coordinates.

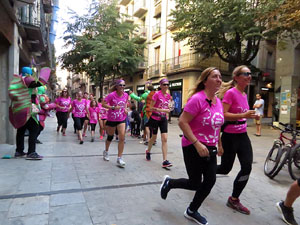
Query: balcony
[
  {"left": 162, "top": 53, "right": 229, "bottom": 75},
  {"left": 133, "top": 0, "right": 147, "bottom": 18},
  {"left": 43, "top": 0, "right": 52, "bottom": 13},
  {"left": 152, "top": 24, "right": 161, "bottom": 39},
  {"left": 18, "top": 3, "right": 47, "bottom": 53},
  {"left": 148, "top": 63, "right": 161, "bottom": 78},
  {"left": 124, "top": 15, "right": 134, "bottom": 23},
  {"left": 136, "top": 60, "right": 148, "bottom": 72},
  {"left": 134, "top": 26, "right": 147, "bottom": 42},
  {"left": 119, "top": 0, "right": 131, "bottom": 6}
]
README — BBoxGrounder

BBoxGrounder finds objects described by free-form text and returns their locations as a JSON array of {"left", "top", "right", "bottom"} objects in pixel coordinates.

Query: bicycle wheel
[
  {"left": 288, "top": 145, "right": 300, "bottom": 180},
  {"left": 264, "top": 144, "right": 282, "bottom": 177},
  {"left": 270, "top": 146, "right": 291, "bottom": 179}
]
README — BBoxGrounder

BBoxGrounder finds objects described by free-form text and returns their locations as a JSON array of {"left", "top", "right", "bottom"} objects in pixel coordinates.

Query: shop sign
[
  {"left": 170, "top": 80, "right": 182, "bottom": 88},
  {"left": 137, "top": 85, "right": 145, "bottom": 91}
]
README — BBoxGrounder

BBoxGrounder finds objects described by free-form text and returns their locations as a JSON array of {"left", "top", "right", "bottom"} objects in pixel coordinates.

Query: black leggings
[
  {"left": 168, "top": 144, "right": 217, "bottom": 212},
  {"left": 56, "top": 111, "right": 68, "bottom": 128},
  {"left": 217, "top": 132, "right": 253, "bottom": 198}
]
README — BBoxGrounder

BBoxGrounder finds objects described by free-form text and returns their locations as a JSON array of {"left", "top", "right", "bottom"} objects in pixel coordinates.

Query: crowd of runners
[{"left": 10, "top": 65, "right": 299, "bottom": 225}]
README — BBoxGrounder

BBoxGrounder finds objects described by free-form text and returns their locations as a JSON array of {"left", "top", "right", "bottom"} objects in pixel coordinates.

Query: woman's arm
[
  {"left": 178, "top": 111, "right": 209, "bottom": 157},
  {"left": 223, "top": 103, "right": 256, "bottom": 120}
]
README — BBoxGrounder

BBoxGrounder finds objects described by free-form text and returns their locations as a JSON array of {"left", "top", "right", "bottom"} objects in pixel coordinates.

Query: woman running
[
  {"left": 160, "top": 67, "right": 224, "bottom": 225},
  {"left": 98, "top": 97, "right": 108, "bottom": 140},
  {"left": 55, "top": 88, "right": 71, "bottom": 136},
  {"left": 87, "top": 99, "right": 99, "bottom": 142},
  {"left": 216, "top": 65, "right": 256, "bottom": 215},
  {"left": 145, "top": 78, "right": 172, "bottom": 168},
  {"left": 102, "top": 80, "right": 129, "bottom": 167},
  {"left": 70, "top": 91, "right": 88, "bottom": 144}
]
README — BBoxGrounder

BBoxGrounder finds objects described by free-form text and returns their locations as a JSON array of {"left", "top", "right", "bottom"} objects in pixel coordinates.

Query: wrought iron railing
[{"left": 161, "top": 53, "right": 229, "bottom": 74}]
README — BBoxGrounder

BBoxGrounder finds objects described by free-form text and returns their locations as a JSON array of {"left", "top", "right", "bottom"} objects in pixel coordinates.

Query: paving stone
[
  {"left": 8, "top": 196, "right": 49, "bottom": 218},
  {"left": 50, "top": 192, "right": 85, "bottom": 206},
  {"left": 8, "top": 214, "right": 48, "bottom": 225}
]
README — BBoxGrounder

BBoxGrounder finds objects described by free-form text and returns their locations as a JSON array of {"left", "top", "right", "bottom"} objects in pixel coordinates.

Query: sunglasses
[
  {"left": 118, "top": 84, "right": 126, "bottom": 87},
  {"left": 162, "top": 83, "right": 169, "bottom": 86},
  {"left": 238, "top": 72, "right": 252, "bottom": 77}
]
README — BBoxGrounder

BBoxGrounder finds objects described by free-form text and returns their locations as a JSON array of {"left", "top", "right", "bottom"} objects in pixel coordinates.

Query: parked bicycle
[
  {"left": 264, "top": 122, "right": 300, "bottom": 179},
  {"left": 288, "top": 142, "right": 300, "bottom": 180}
]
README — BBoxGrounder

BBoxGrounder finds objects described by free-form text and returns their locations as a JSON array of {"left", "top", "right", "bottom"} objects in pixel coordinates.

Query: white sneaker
[
  {"left": 117, "top": 157, "right": 126, "bottom": 167},
  {"left": 103, "top": 150, "right": 109, "bottom": 161}
]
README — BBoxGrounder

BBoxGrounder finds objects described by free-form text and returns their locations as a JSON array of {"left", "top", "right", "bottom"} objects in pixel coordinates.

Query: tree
[
  {"left": 60, "top": 0, "right": 145, "bottom": 96},
  {"left": 170, "top": 0, "right": 299, "bottom": 67}
]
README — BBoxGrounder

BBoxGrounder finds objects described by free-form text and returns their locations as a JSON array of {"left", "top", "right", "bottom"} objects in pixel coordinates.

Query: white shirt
[{"left": 254, "top": 99, "right": 264, "bottom": 116}]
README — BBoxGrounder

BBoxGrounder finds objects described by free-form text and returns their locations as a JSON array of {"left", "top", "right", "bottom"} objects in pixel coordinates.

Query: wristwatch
[{"left": 111, "top": 106, "right": 115, "bottom": 110}]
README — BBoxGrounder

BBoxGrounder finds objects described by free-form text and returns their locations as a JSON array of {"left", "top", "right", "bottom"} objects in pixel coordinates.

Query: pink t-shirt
[
  {"left": 222, "top": 87, "right": 249, "bottom": 133},
  {"left": 182, "top": 90, "right": 224, "bottom": 147},
  {"left": 85, "top": 99, "right": 91, "bottom": 109},
  {"left": 105, "top": 91, "right": 129, "bottom": 122},
  {"left": 98, "top": 103, "right": 108, "bottom": 120},
  {"left": 88, "top": 106, "right": 99, "bottom": 124},
  {"left": 72, "top": 99, "right": 87, "bottom": 118},
  {"left": 151, "top": 90, "right": 171, "bottom": 121},
  {"left": 55, "top": 97, "right": 71, "bottom": 112}
]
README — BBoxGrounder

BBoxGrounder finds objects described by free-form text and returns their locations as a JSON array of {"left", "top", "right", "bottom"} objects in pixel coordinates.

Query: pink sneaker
[
  {"left": 100, "top": 136, "right": 103, "bottom": 140},
  {"left": 226, "top": 197, "right": 250, "bottom": 215}
]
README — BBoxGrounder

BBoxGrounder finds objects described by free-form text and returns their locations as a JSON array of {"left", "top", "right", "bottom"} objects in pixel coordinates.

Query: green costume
[{"left": 130, "top": 90, "right": 150, "bottom": 120}]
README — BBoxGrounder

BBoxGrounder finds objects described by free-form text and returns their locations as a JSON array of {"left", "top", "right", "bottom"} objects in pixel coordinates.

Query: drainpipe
[
  {"left": 164, "top": 0, "right": 168, "bottom": 75},
  {"left": 49, "top": 0, "right": 59, "bottom": 44}
]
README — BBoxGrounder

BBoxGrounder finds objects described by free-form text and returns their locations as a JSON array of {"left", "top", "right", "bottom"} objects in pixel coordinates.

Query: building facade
[{"left": 0, "top": 0, "right": 55, "bottom": 144}]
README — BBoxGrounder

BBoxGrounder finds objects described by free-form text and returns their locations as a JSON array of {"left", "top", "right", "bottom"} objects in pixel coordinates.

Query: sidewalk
[{"left": 0, "top": 117, "right": 298, "bottom": 225}]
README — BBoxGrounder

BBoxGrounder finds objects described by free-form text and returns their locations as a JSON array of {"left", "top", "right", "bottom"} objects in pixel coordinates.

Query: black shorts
[
  {"left": 90, "top": 123, "right": 97, "bottom": 131},
  {"left": 74, "top": 117, "right": 85, "bottom": 130},
  {"left": 106, "top": 120, "right": 126, "bottom": 127},
  {"left": 148, "top": 117, "right": 168, "bottom": 135},
  {"left": 298, "top": 178, "right": 300, "bottom": 187},
  {"left": 84, "top": 116, "right": 89, "bottom": 121}
]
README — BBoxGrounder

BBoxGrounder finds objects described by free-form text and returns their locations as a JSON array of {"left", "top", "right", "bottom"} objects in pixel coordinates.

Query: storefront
[
  {"left": 124, "top": 86, "right": 133, "bottom": 94},
  {"left": 169, "top": 79, "right": 183, "bottom": 117}
]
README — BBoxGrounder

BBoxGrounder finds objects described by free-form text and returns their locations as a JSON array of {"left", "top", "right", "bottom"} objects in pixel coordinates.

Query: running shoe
[
  {"left": 184, "top": 208, "right": 208, "bottom": 225},
  {"left": 14, "top": 152, "right": 27, "bottom": 158},
  {"left": 146, "top": 150, "right": 151, "bottom": 161},
  {"left": 26, "top": 152, "right": 43, "bottom": 160},
  {"left": 162, "top": 160, "right": 173, "bottom": 168},
  {"left": 83, "top": 133, "right": 87, "bottom": 137},
  {"left": 160, "top": 175, "right": 171, "bottom": 200},
  {"left": 117, "top": 157, "right": 126, "bottom": 168},
  {"left": 91, "top": 137, "right": 94, "bottom": 142},
  {"left": 100, "top": 135, "right": 103, "bottom": 140},
  {"left": 226, "top": 196, "right": 250, "bottom": 215},
  {"left": 103, "top": 150, "right": 109, "bottom": 161},
  {"left": 62, "top": 133, "right": 66, "bottom": 136},
  {"left": 276, "top": 201, "right": 298, "bottom": 225},
  {"left": 79, "top": 140, "right": 84, "bottom": 144},
  {"left": 36, "top": 139, "right": 43, "bottom": 144}
]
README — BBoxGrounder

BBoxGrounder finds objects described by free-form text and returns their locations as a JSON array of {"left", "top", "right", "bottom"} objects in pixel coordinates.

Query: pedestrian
[
  {"left": 55, "top": 88, "right": 71, "bottom": 136},
  {"left": 145, "top": 78, "right": 172, "bottom": 168},
  {"left": 9, "top": 67, "right": 51, "bottom": 160},
  {"left": 82, "top": 92, "right": 90, "bottom": 137},
  {"left": 217, "top": 65, "right": 257, "bottom": 215},
  {"left": 87, "top": 99, "right": 100, "bottom": 142},
  {"left": 70, "top": 91, "right": 88, "bottom": 144},
  {"left": 253, "top": 93, "right": 264, "bottom": 136},
  {"left": 102, "top": 79, "right": 129, "bottom": 167},
  {"left": 98, "top": 97, "right": 108, "bottom": 140},
  {"left": 130, "top": 84, "right": 155, "bottom": 144},
  {"left": 277, "top": 179, "right": 300, "bottom": 225},
  {"left": 159, "top": 67, "right": 224, "bottom": 225},
  {"left": 131, "top": 104, "right": 141, "bottom": 137}
]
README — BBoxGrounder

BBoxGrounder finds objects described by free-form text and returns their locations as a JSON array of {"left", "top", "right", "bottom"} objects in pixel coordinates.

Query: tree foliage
[
  {"left": 59, "top": 0, "right": 145, "bottom": 96},
  {"left": 171, "top": 0, "right": 300, "bottom": 67}
]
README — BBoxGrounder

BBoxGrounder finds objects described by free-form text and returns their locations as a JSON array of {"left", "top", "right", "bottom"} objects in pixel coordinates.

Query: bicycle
[
  {"left": 264, "top": 123, "right": 292, "bottom": 177},
  {"left": 264, "top": 122, "right": 299, "bottom": 179},
  {"left": 288, "top": 143, "right": 300, "bottom": 180}
]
